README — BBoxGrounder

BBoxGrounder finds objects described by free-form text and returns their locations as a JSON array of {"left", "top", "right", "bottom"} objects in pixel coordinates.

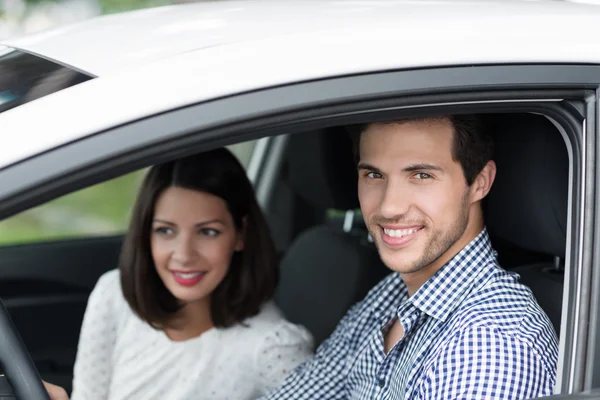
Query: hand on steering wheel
[{"left": 42, "top": 382, "right": 68, "bottom": 400}]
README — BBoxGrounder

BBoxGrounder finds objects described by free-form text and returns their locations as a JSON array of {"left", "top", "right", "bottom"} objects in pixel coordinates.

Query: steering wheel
[{"left": 0, "top": 299, "right": 50, "bottom": 399}]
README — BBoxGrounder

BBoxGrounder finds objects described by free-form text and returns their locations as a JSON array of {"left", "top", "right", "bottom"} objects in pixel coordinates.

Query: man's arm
[
  {"left": 417, "top": 325, "right": 556, "bottom": 399},
  {"left": 260, "top": 303, "right": 362, "bottom": 400}
]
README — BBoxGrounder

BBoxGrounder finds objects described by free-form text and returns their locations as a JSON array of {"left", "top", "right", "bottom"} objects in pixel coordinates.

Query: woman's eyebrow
[
  {"left": 195, "top": 219, "right": 225, "bottom": 228},
  {"left": 153, "top": 219, "right": 175, "bottom": 225},
  {"left": 152, "top": 218, "right": 225, "bottom": 227}
]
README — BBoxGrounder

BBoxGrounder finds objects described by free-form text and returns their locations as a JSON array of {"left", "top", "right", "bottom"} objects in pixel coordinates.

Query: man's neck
[{"left": 402, "top": 221, "right": 485, "bottom": 297}]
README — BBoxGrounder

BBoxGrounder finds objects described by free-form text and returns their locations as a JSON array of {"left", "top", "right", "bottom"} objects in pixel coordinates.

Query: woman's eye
[
  {"left": 414, "top": 172, "right": 432, "bottom": 180},
  {"left": 154, "top": 227, "right": 173, "bottom": 235},
  {"left": 201, "top": 228, "right": 220, "bottom": 237}
]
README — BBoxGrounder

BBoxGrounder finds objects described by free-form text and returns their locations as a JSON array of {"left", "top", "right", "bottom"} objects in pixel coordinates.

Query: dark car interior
[
  {"left": 0, "top": 112, "right": 569, "bottom": 394},
  {"left": 486, "top": 113, "right": 568, "bottom": 336}
]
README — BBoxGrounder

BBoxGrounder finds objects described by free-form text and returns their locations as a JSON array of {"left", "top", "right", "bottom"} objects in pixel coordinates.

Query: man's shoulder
[{"left": 448, "top": 267, "right": 558, "bottom": 355}]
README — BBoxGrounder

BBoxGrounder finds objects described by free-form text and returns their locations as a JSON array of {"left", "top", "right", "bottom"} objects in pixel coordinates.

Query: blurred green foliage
[
  {"left": 98, "top": 0, "right": 170, "bottom": 14},
  {"left": 0, "top": 171, "right": 145, "bottom": 245},
  {"left": 21, "top": 0, "right": 171, "bottom": 15},
  {"left": 0, "top": 142, "right": 256, "bottom": 246}
]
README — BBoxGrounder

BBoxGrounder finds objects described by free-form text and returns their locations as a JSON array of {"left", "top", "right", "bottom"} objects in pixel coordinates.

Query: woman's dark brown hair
[{"left": 120, "top": 148, "right": 278, "bottom": 329}]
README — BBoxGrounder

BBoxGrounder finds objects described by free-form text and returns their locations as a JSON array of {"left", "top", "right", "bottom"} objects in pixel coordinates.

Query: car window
[
  {"left": 0, "top": 141, "right": 256, "bottom": 245},
  {"left": 0, "top": 46, "right": 92, "bottom": 114}
]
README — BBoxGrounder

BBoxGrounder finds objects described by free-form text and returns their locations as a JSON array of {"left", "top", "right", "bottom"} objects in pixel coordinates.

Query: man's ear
[
  {"left": 234, "top": 216, "right": 247, "bottom": 252},
  {"left": 470, "top": 160, "right": 497, "bottom": 203}
]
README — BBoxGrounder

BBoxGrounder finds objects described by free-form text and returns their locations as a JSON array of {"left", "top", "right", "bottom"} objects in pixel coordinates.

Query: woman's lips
[{"left": 171, "top": 271, "right": 206, "bottom": 287}]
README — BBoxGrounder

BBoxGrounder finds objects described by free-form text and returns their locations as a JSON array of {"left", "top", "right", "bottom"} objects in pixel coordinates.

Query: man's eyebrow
[
  {"left": 357, "top": 162, "right": 380, "bottom": 172},
  {"left": 403, "top": 163, "right": 443, "bottom": 172}
]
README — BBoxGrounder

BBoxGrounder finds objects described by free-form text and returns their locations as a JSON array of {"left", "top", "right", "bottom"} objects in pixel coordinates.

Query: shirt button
[{"left": 378, "top": 378, "right": 385, "bottom": 388}]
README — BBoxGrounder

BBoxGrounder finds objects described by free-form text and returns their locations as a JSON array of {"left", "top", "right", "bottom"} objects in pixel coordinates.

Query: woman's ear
[{"left": 234, "top": 216, "right": 247, "bottom": 252}]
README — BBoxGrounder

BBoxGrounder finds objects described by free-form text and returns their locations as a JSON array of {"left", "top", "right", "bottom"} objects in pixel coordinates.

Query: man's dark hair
[
  {"left": 348, "top": 114, "right": 494, "bottom": 186},
  {"left": 120, "top": 148, "right": 278, "bottom": 329}
]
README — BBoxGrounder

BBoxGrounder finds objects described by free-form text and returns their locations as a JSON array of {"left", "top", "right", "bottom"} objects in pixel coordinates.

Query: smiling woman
[
  {"left": 120, "top": 148, "right": 277, "bottom": 330},
  {"left": 70, "top": 147, "right": 313, "bottom": 400}
]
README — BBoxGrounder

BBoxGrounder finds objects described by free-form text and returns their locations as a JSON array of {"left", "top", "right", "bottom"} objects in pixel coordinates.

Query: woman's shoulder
[
  {"left": 246, "top": 301, "right": 285, "bottom": 324},
  {"left": 240, "top": 302, "right": 314, "bottom": 391},
  {"left": 92, "top": 269, "right": 121, "bottom": 297},
  {"left": 232, "top": 301, "right": 313, "bottom": 348},
  {"left": 241, "top": 301, "right": 291, "bottom": 331},
  {"left": 87, "top": 269, "right": 129, "bottom": 315}
]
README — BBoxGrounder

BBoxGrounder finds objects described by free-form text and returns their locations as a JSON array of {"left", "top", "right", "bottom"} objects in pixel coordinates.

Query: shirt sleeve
[
  {"left": 71, "top": 270, "right": 120, "bottom": 400},
  {"left": 260, "top": 303, "right": 361, "bottom": 400},
  {"left": 416, "top": 325, "right": 556, "bottom": 400},
  {"left": 254, "top": 321, "right": 314, "bottom": 394}
]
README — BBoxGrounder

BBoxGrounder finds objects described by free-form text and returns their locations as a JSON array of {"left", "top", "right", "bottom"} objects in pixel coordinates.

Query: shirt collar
[{"left": 409, "top": 228, "right": 497, "bottom": 322}]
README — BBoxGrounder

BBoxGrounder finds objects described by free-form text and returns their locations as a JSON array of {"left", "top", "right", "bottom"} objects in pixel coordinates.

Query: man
[
  {"left": 46, "top": 115, "right": 558, "bottom": 399},
  {"left": 260, "top": 115, "right": 557, "bottom": 399}
]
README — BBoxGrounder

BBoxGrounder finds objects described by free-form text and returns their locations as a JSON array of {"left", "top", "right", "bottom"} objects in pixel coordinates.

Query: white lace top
[{"left": 71, "top": 270, "right": 314, "bottom": 400}]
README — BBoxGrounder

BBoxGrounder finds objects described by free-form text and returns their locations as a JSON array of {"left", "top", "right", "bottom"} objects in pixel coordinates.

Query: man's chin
[{"left": 380, "top": 252, "right": 424, "bottom": 274}]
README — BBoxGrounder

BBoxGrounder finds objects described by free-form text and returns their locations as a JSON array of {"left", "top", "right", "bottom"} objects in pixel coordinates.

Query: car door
[{"left": 0, "top": 63, "right": 596, "bottom": 399}]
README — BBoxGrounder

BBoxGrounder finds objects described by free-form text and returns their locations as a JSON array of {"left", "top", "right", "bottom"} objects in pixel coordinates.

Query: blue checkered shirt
[{"left": 263, "top": 229, "right": 558, "bottom": 399}]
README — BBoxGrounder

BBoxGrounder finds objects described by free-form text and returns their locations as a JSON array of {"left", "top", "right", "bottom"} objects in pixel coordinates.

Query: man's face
[{"left": 357, "top": 118, "right": 476, "bottom": 274}]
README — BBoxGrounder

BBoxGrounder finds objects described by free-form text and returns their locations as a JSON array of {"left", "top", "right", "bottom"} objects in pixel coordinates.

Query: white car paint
[
  {"left": 4, "top": 0, "right": 597, "bottom": 77},
  {"left": 1, "top": 0, "right": 600, "bottom": 169}
]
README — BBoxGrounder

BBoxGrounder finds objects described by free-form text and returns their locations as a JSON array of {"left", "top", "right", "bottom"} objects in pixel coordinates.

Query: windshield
[{"left": 0, "top": 45, "right": 92, "bottom": 114}]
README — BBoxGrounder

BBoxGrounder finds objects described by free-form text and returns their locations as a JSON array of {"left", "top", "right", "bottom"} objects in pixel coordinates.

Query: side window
[{"left": 0, "top": 142, "right": 256, "bottom": 245}]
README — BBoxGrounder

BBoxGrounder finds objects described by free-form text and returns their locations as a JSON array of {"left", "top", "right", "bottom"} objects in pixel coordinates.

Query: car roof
[
  {"left": 1, "top": 0, "right": 600, "bottom": 171},
  {"left": 3, "top": 0, "right": 600, "bottom": 76}
]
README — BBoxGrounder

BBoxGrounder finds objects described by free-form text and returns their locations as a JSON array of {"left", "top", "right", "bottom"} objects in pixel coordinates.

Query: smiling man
[{"left": 263, "top": 115, "right": 559, "bottom": 399}]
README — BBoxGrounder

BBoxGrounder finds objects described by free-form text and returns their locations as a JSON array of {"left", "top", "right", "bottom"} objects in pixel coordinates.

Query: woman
[{"left": 70, "top": 148, "right": 313, "bottom": 400}]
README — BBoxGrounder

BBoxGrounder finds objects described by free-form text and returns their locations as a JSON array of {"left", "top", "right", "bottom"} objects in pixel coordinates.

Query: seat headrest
[
  {"left": 487, "top": 113, "right": 568, "bottom": 258},
  {"left": 288, "top": 127, "right": 358, "bottom": 210}
]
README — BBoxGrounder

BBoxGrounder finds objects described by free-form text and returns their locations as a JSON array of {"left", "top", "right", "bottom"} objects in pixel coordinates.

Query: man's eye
[
  {"left": 414, "top": 173, "right": 432, "bottom": 180},
  {"left": 366, "top": 172, "right": 383, "bottom": 179}
]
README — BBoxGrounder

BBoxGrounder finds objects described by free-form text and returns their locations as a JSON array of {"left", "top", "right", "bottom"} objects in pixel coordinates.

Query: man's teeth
[
  {"left": 383, "top": 228, "right": 420, "bottom": 238},
  {"left": 174, "top": 272, "right": 205, "bottom": 279}
]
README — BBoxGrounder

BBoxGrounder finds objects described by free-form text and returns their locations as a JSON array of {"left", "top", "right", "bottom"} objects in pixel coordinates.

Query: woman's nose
[{"left": 172, "top": 236, "right": 198, "bottom": 264}]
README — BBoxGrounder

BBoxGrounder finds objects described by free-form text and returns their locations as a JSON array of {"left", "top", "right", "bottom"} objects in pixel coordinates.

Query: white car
[{"left": 0, "top": 0, "right": 598, "bottom": 398}]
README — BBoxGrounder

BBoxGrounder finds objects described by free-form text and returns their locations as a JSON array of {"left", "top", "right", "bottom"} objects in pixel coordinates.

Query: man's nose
[{"left": 379, "top": 180, "right": 411, "bottom": 219}]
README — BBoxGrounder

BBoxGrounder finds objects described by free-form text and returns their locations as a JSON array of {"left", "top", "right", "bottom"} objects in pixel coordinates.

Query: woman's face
[{"left": 151, "top": 186, "right": 244, "bottom": 306}]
